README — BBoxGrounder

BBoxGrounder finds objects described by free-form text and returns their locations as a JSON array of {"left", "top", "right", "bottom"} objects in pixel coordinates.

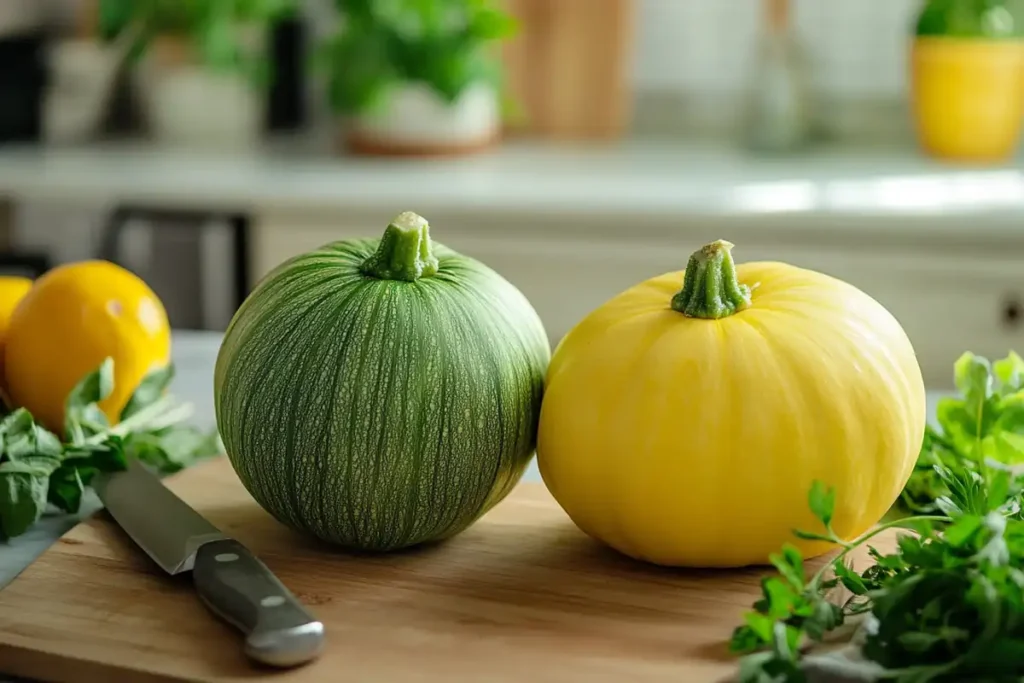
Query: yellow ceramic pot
[{"left": 911, "top": 37, "right": 1024, "bottom": 162}]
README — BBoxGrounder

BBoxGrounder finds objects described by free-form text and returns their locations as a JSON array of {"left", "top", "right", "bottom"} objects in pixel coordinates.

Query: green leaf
[
  {"left": 808, "top": 480, "right": 835, "bottom": 529},
  {"left": 98, "top": 0, "right": 135, "bottom": 40},
  {"left": 0, "top": 460, "right": 50, "bottom": 539},
  {"left": 994, "top": 351, "right": 1024, "bottom": 393},
  {"left": 743, "top": 612, "right": 776, "bottom": 644},
  {"left": 49, "top": 438, "right": 128, "bottom": 514},
  {"left": 0, "top": 408, "right": 33, "bottom": 446},
  {"left": 729, "top": 625, "right": 764, "bottom": 654},
  {"left": 992, "top": 430, "right": 1024, "bottom": 464},
  {"left": 832, "top": 560, "right": 868, "bottom": 595},
  {"left": 120, "top": 364, "right": 175, "bottom": 421},
  {"left": 943, "top": 514, "right": 983, "bottom": 547},
  {"left": 987, "top": 469, "right": 1013, "bottom": 511},
  {"left": 769, "top": 544, "right": 806, "bottom": 591},
  {"left": 64, "top": 358, "right": 114, "bottom": 443},
  {"left": 756, "top": 577, "right": 800, "bottom": 620},
  {"left": 47, "top": 467, "right": 86, "bottom": 515},
  {"left": 2, "top": 409, "right": 63, "bottom": 462},
  {"left": 934, "top": 397, "right": 979, "bottom": 451},
  {"left": 66, "top": 358, "right": 115, "bottom": 410},
  {"left": 953, "top": 351, "right": 993, "bottom": 420},
  {"left": 122, "top": 426, "right": 219, "bottom": 475},
  {"left": 467, "top": 7, "right": 517, "bottom": 40},
  {"left": 803, "top": 599, "right": 843, "bottom": 641}
]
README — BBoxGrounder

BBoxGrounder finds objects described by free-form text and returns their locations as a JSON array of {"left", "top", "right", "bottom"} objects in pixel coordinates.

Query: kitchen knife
[{"left": 93, "top": 458, "right": 324, "bottom": 668}]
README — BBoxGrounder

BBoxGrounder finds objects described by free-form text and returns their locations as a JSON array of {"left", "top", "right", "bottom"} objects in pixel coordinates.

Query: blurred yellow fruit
[
  {"left": 4, "top": 261, "right": 171, "bottom": 433},
  {"left": 0, "top": 276, "right": 34, "bottom": 387},
  {"left": 911, "top": 37, "right": 1024, "bottom": 162}
]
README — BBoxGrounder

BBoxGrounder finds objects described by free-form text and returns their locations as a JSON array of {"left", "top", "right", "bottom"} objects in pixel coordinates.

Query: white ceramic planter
[
  {"left": 43, "top": 40, "right": 122, "bottom": 144},
  {"left": 135, "top": 39, "right": 263, "bottom": 151},
  {"left": 346, "top": 82, "right": 500, "bottom": 156}
]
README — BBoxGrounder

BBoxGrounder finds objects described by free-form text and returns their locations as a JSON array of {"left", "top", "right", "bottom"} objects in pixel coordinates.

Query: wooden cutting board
[{"left": 0, "top": 456, "right": 890, "bottom": 683}]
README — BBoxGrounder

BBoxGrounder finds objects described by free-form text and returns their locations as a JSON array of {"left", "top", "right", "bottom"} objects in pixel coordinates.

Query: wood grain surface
[
  {"left": 0, "top": 456, "right": 892, "bottom": 683},
  {"left": 501, "top": 0, "right": 635, "bottom": 139}
]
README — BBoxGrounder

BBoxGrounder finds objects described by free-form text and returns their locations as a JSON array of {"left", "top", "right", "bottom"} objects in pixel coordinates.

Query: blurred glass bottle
[
  {"left": 911, "top": 0, "right": 1024, "bottom": 162},
  {"left": 741, "top": 0, "right": 815, "bottom": 153}
]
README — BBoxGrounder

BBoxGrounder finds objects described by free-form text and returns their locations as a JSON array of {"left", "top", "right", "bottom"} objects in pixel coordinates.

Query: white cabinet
[{"left": 252, "top": 211, "right": 1024, "bottom": 390}]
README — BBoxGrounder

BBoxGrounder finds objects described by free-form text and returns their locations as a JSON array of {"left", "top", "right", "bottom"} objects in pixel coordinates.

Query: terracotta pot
[{"left": 343, "top": 82, "right": 501, "bottom": 157}]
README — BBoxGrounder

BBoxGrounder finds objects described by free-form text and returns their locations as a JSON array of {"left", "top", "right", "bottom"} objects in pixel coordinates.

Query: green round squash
[{"left": 214, "top": 212, "right": 550, "bottom": 551}]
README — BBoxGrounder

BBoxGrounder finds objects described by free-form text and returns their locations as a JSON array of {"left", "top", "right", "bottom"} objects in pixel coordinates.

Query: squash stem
[
  {"left": 670, "top": 240, "right": 752, "bottom": 318},
  {"left": 360, "top": 211, "right": 439, "bottom": 282}
]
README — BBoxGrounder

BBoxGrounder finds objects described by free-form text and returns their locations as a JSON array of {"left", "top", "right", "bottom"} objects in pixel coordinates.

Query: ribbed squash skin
[{"left": 214, "top": 238, "right": 550, "bottom": 551}]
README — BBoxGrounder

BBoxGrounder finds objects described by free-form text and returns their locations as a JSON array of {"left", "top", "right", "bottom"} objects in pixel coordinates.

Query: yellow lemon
[
  {"left": 0, "top": 276, "right": 34, "bottom": 390},
  {"left": 5, "top": 261, "right": 171, "bottom": 433}
]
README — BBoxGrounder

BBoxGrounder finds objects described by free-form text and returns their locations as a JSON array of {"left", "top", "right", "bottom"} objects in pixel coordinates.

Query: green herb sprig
[
  {"left": 0, "top": 358, "right": 221, "bottom": 540},
  {"left": 902, "top": 351, "right": 1024, "bottom": 515},
  {"left": 316, "top": 0, "right": 518, "bottom": 116},
  {"left": 98, "top": 0, "right": 297, "bottom": 86},
  {"left": 732, "top": 351, "right": 1024, "bottom": 683}
]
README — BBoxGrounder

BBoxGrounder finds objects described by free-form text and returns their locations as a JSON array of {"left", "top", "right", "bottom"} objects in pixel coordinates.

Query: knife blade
[{"left": 93, "top": 458, "right": 325, "bottom": 668}]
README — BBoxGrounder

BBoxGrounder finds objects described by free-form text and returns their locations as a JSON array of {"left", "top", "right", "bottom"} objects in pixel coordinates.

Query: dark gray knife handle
[{"left": 193, "top": 539, "right": 324, "bottom": 668}]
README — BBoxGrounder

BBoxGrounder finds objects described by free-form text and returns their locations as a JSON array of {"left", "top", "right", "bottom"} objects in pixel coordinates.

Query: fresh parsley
[
  {"left": 0, "top": 358, "right": 221, "bottom": 540},
  {"left": 732, "top": 351, "right": 1024, "bottom": 682},
  {"left": 902, "top": 351, "right": 1024, "bottom": 515}
]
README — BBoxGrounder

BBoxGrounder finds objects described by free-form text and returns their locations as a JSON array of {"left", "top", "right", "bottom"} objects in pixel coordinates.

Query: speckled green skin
[{"left": 213, "top": 238, "right": 550, "bottom": 551}]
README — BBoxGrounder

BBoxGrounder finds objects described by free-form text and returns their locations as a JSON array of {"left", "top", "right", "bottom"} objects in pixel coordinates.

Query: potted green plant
[
  {"left": 98, "top": 0, "right": 296, "bottom": 149},
  {"left": 317, "top": 0, "right": 518, "bottom": 156}
]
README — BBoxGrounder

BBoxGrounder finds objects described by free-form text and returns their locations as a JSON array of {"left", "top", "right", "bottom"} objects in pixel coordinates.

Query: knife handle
[{"left": 192, "top": 538, "right": 324, "bottom": 668}]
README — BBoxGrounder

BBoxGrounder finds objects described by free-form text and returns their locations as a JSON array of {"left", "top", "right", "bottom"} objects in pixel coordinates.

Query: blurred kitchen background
[{"left": 0, "top": 0, "right": 1023, "bottom": 389}]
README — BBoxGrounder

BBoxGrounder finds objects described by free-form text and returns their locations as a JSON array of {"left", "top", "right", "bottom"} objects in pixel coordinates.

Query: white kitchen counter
[
  {"left": 6, "top": 137, "right": 1010, "bottom": 391},
  {"left": 1, "top": 137, "right": 1024, "bottom": 228}
]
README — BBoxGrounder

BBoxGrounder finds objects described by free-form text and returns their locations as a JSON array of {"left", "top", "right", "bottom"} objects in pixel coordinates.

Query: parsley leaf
[
  {"left": 808, "top": 480, "right": 836, "bottom": 530},
  {"left": 903, "top": 351, "right": 1024, "bottom": 515},
  {"left": 735, "top": 452, "right": 1024, "bottom": 681}
]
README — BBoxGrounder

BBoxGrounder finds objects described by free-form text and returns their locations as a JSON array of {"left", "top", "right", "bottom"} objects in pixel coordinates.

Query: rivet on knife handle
[{"left": 192, "top": 539, "right": 324, "bottom": 668}]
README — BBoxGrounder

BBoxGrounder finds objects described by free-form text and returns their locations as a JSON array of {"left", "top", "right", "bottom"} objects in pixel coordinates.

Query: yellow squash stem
[
  {"left": 360, "top": 211, "right": 439, "bottom": 282},
  {"left": 671, "top": 239, "right": 752, "bottom": 319}
]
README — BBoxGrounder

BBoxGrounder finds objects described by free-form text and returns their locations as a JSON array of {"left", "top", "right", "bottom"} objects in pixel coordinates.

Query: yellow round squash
[{"left": 536, "top": 240, "right": 926, "bottom": 568}]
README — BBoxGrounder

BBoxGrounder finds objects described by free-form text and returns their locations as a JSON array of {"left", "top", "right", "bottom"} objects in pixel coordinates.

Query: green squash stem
[
  {"left": 670, "top": 240, "right": 751, "bottom": 319},
  {"left": 360, "top": 211, "right": 439, "bottom": 282}
]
